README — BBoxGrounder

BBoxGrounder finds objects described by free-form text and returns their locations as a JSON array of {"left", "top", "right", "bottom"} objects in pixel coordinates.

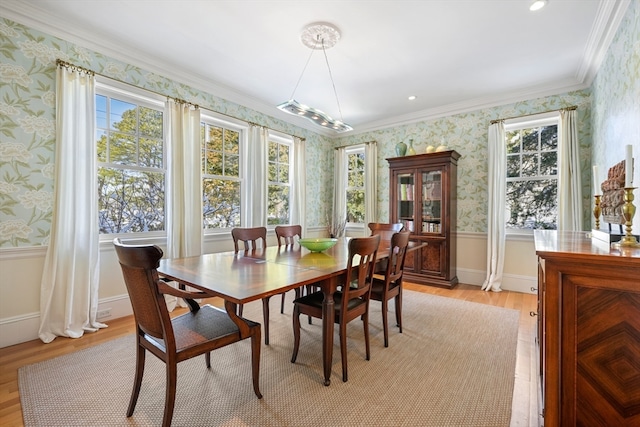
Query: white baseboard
[
  {"left": 0, "top": 295, "right": 133, "bottom": 348},
  {"left": 457, "top": 267, "right": 537, "bottom": 294}
]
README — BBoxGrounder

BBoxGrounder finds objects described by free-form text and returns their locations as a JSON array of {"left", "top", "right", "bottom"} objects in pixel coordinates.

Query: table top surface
[{"left": 158, "top": 237, "right": 414, "bottom": 304}]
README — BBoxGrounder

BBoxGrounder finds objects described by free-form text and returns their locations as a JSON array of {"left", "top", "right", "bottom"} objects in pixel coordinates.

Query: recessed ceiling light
[
  {"left": 408, "top": 95, "right": 417, "bottom": 101},
  {"left": 530, "top": 0, "right": 547, "bottom": 11}
]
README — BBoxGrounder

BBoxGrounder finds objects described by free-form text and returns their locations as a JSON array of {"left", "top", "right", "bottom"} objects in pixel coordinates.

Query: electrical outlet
[{"left": 96, "top": 308, "right": 111, "bottom": 319}]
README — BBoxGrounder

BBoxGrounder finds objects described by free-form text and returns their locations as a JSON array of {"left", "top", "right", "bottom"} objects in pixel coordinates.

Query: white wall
[{"left": 0, "top": 229, "right": 535, "bottom": 348}]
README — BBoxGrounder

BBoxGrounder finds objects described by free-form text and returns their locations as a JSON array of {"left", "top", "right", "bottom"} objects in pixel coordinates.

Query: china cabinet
[{"left": 387, "top": 150, "right": 460, "bottom": 288}]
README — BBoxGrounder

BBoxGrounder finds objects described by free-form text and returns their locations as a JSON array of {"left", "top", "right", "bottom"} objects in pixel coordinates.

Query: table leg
[{"left": 321, "top": 278, "right": 336, "bottom": 386}]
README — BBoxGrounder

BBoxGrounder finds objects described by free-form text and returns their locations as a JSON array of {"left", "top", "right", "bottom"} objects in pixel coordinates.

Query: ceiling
[{"left": 0, "top": 1, "right": 630, "bottom": 136}]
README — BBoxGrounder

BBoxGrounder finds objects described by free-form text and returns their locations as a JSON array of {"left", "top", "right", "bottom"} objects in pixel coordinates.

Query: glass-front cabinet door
[
  {"left": 397, "top": 172, "right": 415, "bottom": 232},
  {"left": 421, "top": 170, "right": 442, "bottom": 234}
]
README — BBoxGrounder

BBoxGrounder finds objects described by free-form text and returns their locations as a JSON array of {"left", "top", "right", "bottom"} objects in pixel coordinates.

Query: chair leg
[
  {"left": 363, "top": 310, "right": 371, "bottom": 361},
  {"left": 163, "top": 361, "right": 178, "bottom": 427},
  {"left": 262, "top": 297, "right": 270, "bottom": 345},
  {"left": 340, "top": 321, "right": 348, "bottom": 382},
  {"left": 205, "top": 352, "right": 211, "bottom": 368},
  {"left": 280, "top": 292, "right": 286, "bottom": 314},
  {"left": 238, "top": 303, "right": 244, "bottom": 317},
  {"left": 291, "top": 305, "right": 301, "bottom": 363},
  {"left": 250, "top": 327, "right": 263, "bottom": 399},
  {"left": 395, "top": 289, "right": 403, "bottom": 333},
  {"left": 126, "top": 342, "right": 146, "bottom": 417},
  {"left": 381, "top": 298, "right": 390, "bottom": 348}
]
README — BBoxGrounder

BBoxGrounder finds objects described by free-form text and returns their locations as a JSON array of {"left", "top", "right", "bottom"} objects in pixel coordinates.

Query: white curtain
[
  {"left": 291, "top": 136, "right": 307, "bottom": 235},
  {"left": 482, "top": 121, "right": 506, "bottom": 292},
  {"left": 243, "top": 124, "right": 268, "bottom": 227},
  {"left": 165, "top": 100, "right": 202, "bottom": 310},
  {"left": 557, "top": 109, "right": 583, "bottom": 231},
  {"left": 39, "top": 64, "right": 106, "bottom": 343},
  {"left": 364, "top": 141, "right": 378, "bottom": 231},
  {"left": 332, "top": 147, "right": 347, "bottom": 237}
]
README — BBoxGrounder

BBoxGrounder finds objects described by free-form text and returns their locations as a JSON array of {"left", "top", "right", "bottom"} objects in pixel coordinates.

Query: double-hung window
[
  {"left": 346, "top": 145, "right": 365, "bottom": 224},
  {"left": 201, "top": 114, "right": 244, "bottom": 230},
  {"left": 505, "top": 116, "right": 559, "bottom": 230},
  {"left": 96, "top": 83, "right": 166, "bottom": 235},
  {"left": 267, "top": 134, "right": 292, "bottom": 225}
]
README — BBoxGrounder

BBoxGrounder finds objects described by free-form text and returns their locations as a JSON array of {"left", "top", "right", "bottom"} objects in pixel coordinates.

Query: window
[
  {"left": 505, "top": 118, "right": 558, "bottom": 230},
  {"left": 267, "top": 135, "right": 291, "bottom": 225},
  {"left": 96, "top": 84, "right": 166, "bottom": 234},
  {"left": 201, "top": 116, "right": 243, "bottom": 229},
  {"left": 346, "top": 146, "right": 365, "bottom": 224}
]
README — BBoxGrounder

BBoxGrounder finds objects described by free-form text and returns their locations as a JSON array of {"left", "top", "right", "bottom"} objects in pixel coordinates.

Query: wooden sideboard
[{"left": 534, "top": 230, "right": 640, "bottom": 427}]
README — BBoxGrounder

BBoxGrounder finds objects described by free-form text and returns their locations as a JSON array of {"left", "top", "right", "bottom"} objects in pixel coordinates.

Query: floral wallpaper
[
  {"left": 591, "top": 0, "right": 640, "bottom": 232},
  {"left": 1, "top": 0, "right": 637, "bottom": 248},
  {"left": 336, "top": 91, "right": 593, "bottom": 232},
  {"left": 0, "top": 17, "right": 332, "bottom": 248}
]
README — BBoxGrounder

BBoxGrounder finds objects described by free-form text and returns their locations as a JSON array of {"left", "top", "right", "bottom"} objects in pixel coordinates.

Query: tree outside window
[
  {"left": 346, "top": 148, "right": 365, "bottom": 223},
  {"left": 96, "top": 93, "right": 165, "bottom": 234},
  {"left": 268, "top": 138, "right": 291, "bottom": 225},
  {"left": 505, "top": 124, "right": 558, "bottom": 229},
  {"left": 201, "top": 121, "right": 241, "bottom": 229}
]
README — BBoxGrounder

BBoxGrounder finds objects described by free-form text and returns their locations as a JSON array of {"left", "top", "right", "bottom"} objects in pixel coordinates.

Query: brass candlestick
[
  {"left": 614, "top": 187, "right": 640, "bottom": 248},
  {"left": 593, "top": 195, "right": 601, "bottom": 229}
]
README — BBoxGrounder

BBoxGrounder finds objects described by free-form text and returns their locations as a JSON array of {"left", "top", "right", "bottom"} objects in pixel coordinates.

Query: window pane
[
  {"left": 507, "top": 155, "right": 520, "bottom": 178},
  {"left": 203, "top": 178, "right": 240, "bottom": 228},
  {"left": 98, "top": 168, "right": 165, "bottom": 233},
  {"left": 96, "top": 95, "right": 107, "bottom": 129},
  {"left": 268, "top": 162, "right": 277, "bottom": 181},
  {"left": 207, "top": 126, "right": 223, "bottom": 151},
  {"left": 110, "top": 132, "right": 136, "bottom": 164},
  {"left": 97, "top": 130, "right": 107, "bottom": 163},
  {"left": 346, "top": 189, "right": 365, "bottom": 223},
  {"left": 279, "top": 163, "right": 289, "bottom": 183},
  {"left": 279, "top": 144, "right": 289, "bottom": 163},
  {"left": 268, "top": 142, "right": 278, "bottom": 162},
  {"left": 506, "top": 179, "right": 557, "bottom": 230},
  {"left": 139, "top": 137, "right": 163, "bottom": 168},
  {"left": 540, "top": 151, "right": 557, "bottom": 176},
  {"left": 110, "top": 99, "right": 136, "bottom": 132},
  {"left": 506, "top": 131, "right": 520, "bottom": 154},
  {"left": 268, "top": 185, "right": 290, "bottom": 225},
  {"left": 139, "top": 106, "right": 163, "bottom": 139},
  {"left": 205, "top": 152, "right": 222, "bottom": 175},
  {"left": 226, "top": 154, "right": 239, "bottom": 177},
  {"left": 540, "top": 125, "right": 558, "bottom": 150},
  {"left": 225, "top": 129, "right": 239, "bottom": 154},
  {"left": 521, "top": 154, "right": 539, "bottom": 177},
  {"left": 522, "top": 129, "right": 539, "bottom": 152}
]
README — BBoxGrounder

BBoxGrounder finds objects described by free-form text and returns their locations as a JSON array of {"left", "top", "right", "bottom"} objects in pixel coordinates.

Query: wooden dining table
[{"left": 157, "top": 237, "right": 420, "bottom": 386}]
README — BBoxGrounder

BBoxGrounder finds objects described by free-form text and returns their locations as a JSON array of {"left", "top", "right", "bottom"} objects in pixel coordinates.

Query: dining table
[{"left": 157, "top": 236, "right": 422, "bottom": 386}]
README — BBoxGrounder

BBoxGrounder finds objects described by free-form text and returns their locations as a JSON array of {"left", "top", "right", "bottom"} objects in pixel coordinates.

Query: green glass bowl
[{"left": 298, "top": 238, "right": 338, "bottom": 252}]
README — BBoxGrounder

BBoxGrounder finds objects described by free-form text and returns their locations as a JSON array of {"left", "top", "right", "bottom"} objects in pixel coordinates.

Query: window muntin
[
  {"left": 201, "top": 119, "right": 242, "bottom": 229},
  {"left": 505, "top": 123, "right": 558, "bottom": 230},
  {"left": 268, "top": 136, "right": 291, "bottom": 225},
  {"left": 346, "top": 147, "right": 365, "bottom": 224},
  {"left": 96, "top": 89, "right": 165, "bottom": 234}
]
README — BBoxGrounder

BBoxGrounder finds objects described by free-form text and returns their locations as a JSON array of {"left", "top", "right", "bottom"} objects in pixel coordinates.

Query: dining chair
[
  {"left": 370, "top": 231, "right": 410, "bottom": 347},
  {"left": 274, "top": 225, "right": 302, "bottom": 313},
  {"left": 113, "top": 238, "right": 262, "bottom": 427},
  {"left": 291, "top": 234, "right": 381, "bottom": 382},
  {"left": 368, "top": 222, "right": 404, "bottom": 273},
  {"left": 231, "top": 227, "right": 275, "bottom": 345}
]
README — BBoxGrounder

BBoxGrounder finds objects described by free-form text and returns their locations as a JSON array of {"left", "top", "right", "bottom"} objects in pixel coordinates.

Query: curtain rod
[
  {"left": 56, "top": 59, "right": 306, "bottom": 141},
  {"left": 334, "top": 140, "right": 376, "bottom": 150},
  {"left": 490, "top": 105, "right": 577, "bottom": 124}
]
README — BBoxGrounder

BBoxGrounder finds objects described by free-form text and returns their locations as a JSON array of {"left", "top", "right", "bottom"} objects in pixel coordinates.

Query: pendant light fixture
[{"left": 277, "top": 22, "right": 353, "bottom": 133}]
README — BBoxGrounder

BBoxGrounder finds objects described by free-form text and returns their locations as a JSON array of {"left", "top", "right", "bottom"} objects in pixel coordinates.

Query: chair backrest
[
  {"left": 113, "top": 238, "right": 171, "bottom": 342},
  {"left": 384, "top": 231, "right": 411, "bottom": 285},
  {"left": 231, "top": 227, "right": 267, "bottom": 252},
  {"left": 274, "top": 225, "right": 302, "bottom": 246},
  {"left": 368, "top": 222, "right": 404, "bottom": 241},
  {"left": 342, "top": 234, "right": 381, "bottom": 308}
]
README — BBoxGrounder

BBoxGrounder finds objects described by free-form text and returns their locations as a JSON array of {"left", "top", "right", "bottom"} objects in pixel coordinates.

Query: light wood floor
[{"left": 0, "top": 283, "right": 538, "bottom": 427}]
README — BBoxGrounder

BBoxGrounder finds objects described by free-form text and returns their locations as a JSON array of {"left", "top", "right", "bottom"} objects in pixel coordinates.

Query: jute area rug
[{"left": 19, "top": 291, "right": 520, "bottom": 426}]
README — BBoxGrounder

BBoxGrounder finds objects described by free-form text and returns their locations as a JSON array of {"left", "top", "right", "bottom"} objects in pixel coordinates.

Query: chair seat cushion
[{"left": 147, "top": 305, "right": 259, "bottom": 352}]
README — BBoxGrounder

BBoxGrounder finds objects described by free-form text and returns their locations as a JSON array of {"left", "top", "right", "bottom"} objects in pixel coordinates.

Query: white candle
[
  {"left": 593, "top": 165, "right": 601, "bottom": 196},
  {"left": 625, "top": 144, "right": 633, "bottom": 187}
]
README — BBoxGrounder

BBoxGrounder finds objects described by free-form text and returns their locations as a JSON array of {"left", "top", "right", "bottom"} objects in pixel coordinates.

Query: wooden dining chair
[
  {"left": 291, "top": 234, "right": 380, "bottom": 382},
  {"left": 368, "top": 222, "right": 404, "bottom": 273},
  {"left": 370, "top": 231, "right": 410, "bottom": 347},
  {"left": 231, "top": 226, "right": 276, "bottom": 345},
  {"left": 113, "top": 238, "right": 262, "bottom": 427},
  {"left": 274, "top": 225, "right": 302, "bottom": 313}
]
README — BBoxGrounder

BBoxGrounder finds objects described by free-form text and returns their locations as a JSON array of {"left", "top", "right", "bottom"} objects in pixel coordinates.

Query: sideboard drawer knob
[
  {"left": 531, "top": 287, "right": 538, "bottom": 292},
  {"left": 530, "top": 311, "right": 538, "bottom": 317}
]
